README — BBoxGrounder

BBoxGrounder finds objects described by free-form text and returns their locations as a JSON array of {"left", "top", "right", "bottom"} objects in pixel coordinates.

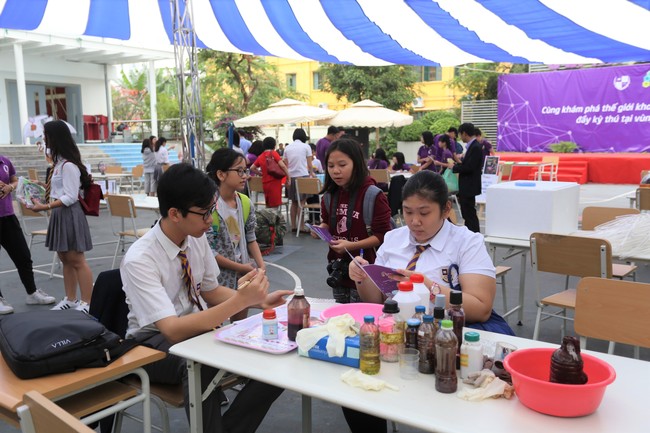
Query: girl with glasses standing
[{"left": 206, "top": 148, "right": 265, "bottom": 322}]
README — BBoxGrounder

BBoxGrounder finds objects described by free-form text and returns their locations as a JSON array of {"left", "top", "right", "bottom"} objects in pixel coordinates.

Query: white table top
[
  {"left": 92, "top": 172, "right": 133, "bottom": 179},
  {"left": 170, "top": 327, "right": 647, "bottom": 433},
  {"left": 129, "top": 194, "right": 159, "bottom": 211},
  {"left": 390, "top": 171, "right": 413, "bottom": 179}
]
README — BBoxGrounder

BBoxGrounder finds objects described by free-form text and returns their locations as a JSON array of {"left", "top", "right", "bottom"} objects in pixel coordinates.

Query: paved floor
[{"left": 0, "top": 183, "right": 647, "bottom": 432}]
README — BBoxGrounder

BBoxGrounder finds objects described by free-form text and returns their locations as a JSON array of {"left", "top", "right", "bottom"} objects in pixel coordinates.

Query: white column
[
  {"left": 13, "top": 43, "right": 29, "bottom": 144},
  {"left": 104, "top": 64, "right": 114, "bottom": 140},
  {"left": 148, "top": 60, "right": 158, "bottom": 137}
]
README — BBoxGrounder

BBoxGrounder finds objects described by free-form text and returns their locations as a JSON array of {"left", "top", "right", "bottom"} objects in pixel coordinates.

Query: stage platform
[{"left": 497, "top": 152, "right": 650, "bottom": 184}]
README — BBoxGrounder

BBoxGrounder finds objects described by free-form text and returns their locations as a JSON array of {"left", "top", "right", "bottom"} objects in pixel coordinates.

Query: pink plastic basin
[
  {"left": 320, "top": 303, "right": 384, "bottom": 323},
  {"left": 504, "top": 348, "right": 616, "bottom": 417}
]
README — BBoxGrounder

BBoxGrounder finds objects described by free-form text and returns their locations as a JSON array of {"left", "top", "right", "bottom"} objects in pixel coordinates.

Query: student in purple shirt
[
  {"left": 0, "top": 155, "right": 56, "bottom": 314},
  {"left": 475, "top": 128, "right": 494, "bottom": 165},
  {"left": 417, "top": 131, "right": 437, "bottom": 172},
  {"left": 432, "top": 134, "right": 455, "bottom": 174},
  {"left": 316, "top": 126, "right": 343, "bottom": 166},
  {"left": 368, "top": 148, "right": 389, "bottom": 169}
]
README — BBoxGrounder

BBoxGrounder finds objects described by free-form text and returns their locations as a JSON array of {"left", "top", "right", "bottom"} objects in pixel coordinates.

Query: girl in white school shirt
[
  {"left": 31, "top": 120, "right": 94, "bottom": 313},
  {"left": 349, "top": 170, "right": 513, "bottom": 334}
]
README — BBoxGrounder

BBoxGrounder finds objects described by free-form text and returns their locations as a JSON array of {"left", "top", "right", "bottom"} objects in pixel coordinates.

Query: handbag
[
  {"left": 266, "top": 152, "right": 285, "bottom": 179},
  {"left": 79, "top": 181, "right": 103, "bottom": 216},
  {"left": 442, "top": 168, "right": 459, "bottom": 193}
]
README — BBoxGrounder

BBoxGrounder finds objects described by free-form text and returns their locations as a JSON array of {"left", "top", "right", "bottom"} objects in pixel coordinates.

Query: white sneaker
[
  {"left": 75, "top": 301, "right": 90, "bottom": 314},
  {"left": 51, "top": 297, "right": 78, "bottom": 311},
  {"left": 26, "top": 289, "right": 56, "bottom": 305},
  {"left": 0, "top": 297, "right": 14, "bottom": 315}
]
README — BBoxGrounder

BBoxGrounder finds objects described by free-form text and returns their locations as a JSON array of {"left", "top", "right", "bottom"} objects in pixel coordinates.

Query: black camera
[{"left": 326, "top": 258, "right": 349, "bottom": 288}]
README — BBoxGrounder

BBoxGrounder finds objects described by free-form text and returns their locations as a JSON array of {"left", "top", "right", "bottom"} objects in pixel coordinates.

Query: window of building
[
  {"left": 312, "top": 71, "right": 321, "bottom": 90},
  {"left": 286, "top": 73, "right": 297, "bottom": 90},
  {"left": 413, "top": 66, "right": 442, "bottom": 81}
]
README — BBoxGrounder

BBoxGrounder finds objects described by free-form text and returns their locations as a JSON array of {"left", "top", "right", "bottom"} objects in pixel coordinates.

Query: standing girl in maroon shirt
[{"left": 313, "top": 138, "right": 392, "bottom": 304}]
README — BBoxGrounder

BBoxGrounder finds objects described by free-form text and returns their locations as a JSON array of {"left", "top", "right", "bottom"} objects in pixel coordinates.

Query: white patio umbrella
[
  {"left": 324, "top": 99, "right": 413, "bottom": 128},
  {"left": 233, "top": 98, "right": 336, "bottom": 127}
]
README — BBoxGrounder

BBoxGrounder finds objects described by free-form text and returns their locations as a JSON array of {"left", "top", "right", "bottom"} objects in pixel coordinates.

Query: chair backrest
[
  {"left": 641, "top": 169, "right": 650, "bottom": 182},
  {"left": 448, "top": 207, "right": 458, "bottom": 225},
  {"left": 248, "top": 176, "right": 264, "bottom": 193},
  {"left": 581, "top": 206, "right": 640, "bottom": 230},
  {"left": 369, "top": 169, "right": 390, "bottom": 184},
  {"left": 530, "top": 232, "right": 612, "bottom": 279},
  {"left": 162, "top": 164, "right": 171, "bottom": 173},
  {"left": 105, "top": 165, "right": 123, "bottom": 174},
  {"left": 89, "top": 269, "right": 129, "bottom": 338},
  {"left": 636, "top": 187, "right": 650, "bottom": 211},
  {"left": 106, "top": 194, "right": 137, "bottom": 219},
  {"left": 14, "top": 201, "right": 49, "bottom": 238},
  {"left": 28, "top": 168, "right": 39, "bottom": 182},
  {"left": 18, "top": 391, "right": 95, "bottom": 433},
  {"left": 18, "top": 201, "right": 46, "bottom": 218},
  {"left": 132, "top": 164, "right": 144, "bottom": 178},
  {"left": 498, "top": 163, "right": 513, "bottom": 182},
  {"left": 576, "top": 277, "right": 650, "bottom": 349},
  {"left": 541, "top": 155, "right": 559, "bottom": 165},
  {"left": 295, "top": 177, "right": 322, "bottom": 195}
]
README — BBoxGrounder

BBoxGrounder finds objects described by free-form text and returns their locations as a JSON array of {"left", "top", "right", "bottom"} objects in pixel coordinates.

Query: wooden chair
[
  {"left": 14, "top": 201, "right": 58, "bottom": 278},
  {"left": 576, "top": 277, "right": 650, "bottom": 359},
  {"left": 537, "top": 156, "right": 559, "bottom": 181},
  {"left": 369, "top": 169, "right": 390, "bottom": 194},
  {"left": 530, "top": 232, "right": 612, "bottom": 340},
  {"left": 105, "top": 165, "right": 123, "bottom": 174},
  {"left": 105, "top": 195, "right": 150, "bottom": 268},
  {"left": 581, "top": 206, "right": 638, "bottom": 280},
  {"left": 28, "top": 168, "right": 39, "bottom": 182},
  {"left": 247, "top": 176, "right": 290, "bottom": 227},
  {"left": 498, "top": 163, "right": 513, "bottom": 182},
  {"left": 294, "top": 178, "right": 322, "bottom": 237},
  {"left": 130, "top": 165, "right": 144, "bottom": 193},
  {"left": 18, "top": 391, "right": 95, "bottom": 433},
  {"left": 636, "top": 187, "right": 650, "bottom": 211}
]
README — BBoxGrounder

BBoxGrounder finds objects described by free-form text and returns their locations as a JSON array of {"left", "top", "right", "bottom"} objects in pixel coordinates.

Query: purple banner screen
[{"left": 497, "top": 65, "right": 650, "bottom": 153}]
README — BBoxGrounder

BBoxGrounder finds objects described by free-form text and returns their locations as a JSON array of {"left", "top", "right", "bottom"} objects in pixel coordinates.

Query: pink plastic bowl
[
  {"left": 320, "top": 303, "right": 384, "bottom": 323},
  {"left": 504, "top": 348, "right": 616, "bottom": 417}
]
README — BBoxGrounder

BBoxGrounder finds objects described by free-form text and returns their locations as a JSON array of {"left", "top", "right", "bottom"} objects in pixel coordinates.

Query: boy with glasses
[{"left": 121, "top": 163, "right": 290, "bottom": 433}]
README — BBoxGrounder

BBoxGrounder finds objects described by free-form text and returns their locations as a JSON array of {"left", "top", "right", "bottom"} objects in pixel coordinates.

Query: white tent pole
[
  {"left": 104, "top": 64, "right": 113, "bottom": 141},
  {"left": 148, "top": 60, "right": 158, "bottom": 137},
  {"left": 13, "top": 42, "right": 29, "bottom": 144}
]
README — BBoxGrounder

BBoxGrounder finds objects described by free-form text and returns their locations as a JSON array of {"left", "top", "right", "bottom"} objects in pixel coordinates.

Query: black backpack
[{"left": 0, "top": 309, "right": 137, "bottom": 379}]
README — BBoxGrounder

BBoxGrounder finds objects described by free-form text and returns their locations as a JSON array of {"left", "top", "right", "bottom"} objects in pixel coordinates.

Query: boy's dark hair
[
  {"left": 205, "top": 148, "right": 246, "bottom": 186},
  {"left": 402, "top": 170, "right": 449, "bottom": 212},
  {"left": 322, "top": 138, "right": 368, "bottom": 194},
  {"left": 158, "top": 163, "right": 216, "bottom": 218},
  {"left": 249, "top": 140, "right": 264, "bottom": 156},
  {"left": 327, "top": 126, "right": 339, "bottom": 135},
  {"left": 447, "top": 127, "right": 458, "bottom": 135},
  {"left": 458, "top": 123, "right": 476, "bottom": 137},
  {"left": 293, "top": 128, "right": 308, "bottom": 143}
]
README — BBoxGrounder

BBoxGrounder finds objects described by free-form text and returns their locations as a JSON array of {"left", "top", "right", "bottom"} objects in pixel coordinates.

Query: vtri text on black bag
[{"left": 0, "top": 309, "right": 137, "bottom": 379}]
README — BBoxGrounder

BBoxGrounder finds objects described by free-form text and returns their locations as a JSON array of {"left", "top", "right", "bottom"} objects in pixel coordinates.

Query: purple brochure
[{"left": 305, "top": 223, "right": 333, "bottom": 242}]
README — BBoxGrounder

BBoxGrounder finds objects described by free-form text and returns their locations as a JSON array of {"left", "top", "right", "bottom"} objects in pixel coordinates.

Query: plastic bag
[
  {"left": 15, "top": 177, "right": 45, "bottom": 208},
  {"left": 442, "top": 168, "right": 459, "bottom": 193}
]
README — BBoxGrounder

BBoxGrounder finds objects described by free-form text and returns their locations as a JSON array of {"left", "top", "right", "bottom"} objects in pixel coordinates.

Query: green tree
[
  {"left": 319, "top": 64, "right": 417, "bottom": 111},
  {"left": 112, "top": 69, "right": 149, "bottom": 121},
  {"left": 449, "top": 63, "right": 528, "bottom": 100},
  {"left": 198, "top": 51, "right": 290, "bottom": 121}
]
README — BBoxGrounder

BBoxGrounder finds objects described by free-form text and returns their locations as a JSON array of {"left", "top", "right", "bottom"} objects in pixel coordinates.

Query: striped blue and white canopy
[{"left": 1, "top": 0, "right": 649, "bottom": 66}]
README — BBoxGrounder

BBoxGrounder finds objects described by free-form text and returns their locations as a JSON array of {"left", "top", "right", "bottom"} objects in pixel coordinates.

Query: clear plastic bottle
[
  {"left": 435, "top": 319, "right": 458, "bottom": 393},
  {"left": 405, "top": 318, "right": 420, "bottom": 349},
  {"left": 378, "top": 299, "right": 405, "bottom": 362},
  {"left": 409, "top": 273, "right": 430, "bottom": 313},
  {"left": 392, "top": 281, "right": 420, "bottom": 320},
  {"left": 287, "top": 287, "right": 310, "bottom": 341},
  {"left": 460, "top": 331, "right": 483, "bottom": 379},
  {"left": 417, "top": 315, "right": 436, "bottom": 374},
  {"left": 412, "top": 305, "right": 426, "bottom": 323},
  {"left": 447, "top": 291, "right": 465, "bottom": 369},
  {"left": 262, "top": 309, "right": 279, "bottom": 340},
  {"left": 359, "top": 315, "right": 380, "bottom": 375}
]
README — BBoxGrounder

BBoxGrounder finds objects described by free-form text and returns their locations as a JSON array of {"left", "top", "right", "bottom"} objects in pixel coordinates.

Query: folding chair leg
[
  {"left": 49, "top": 253, "right": 58, "bottom": 279},
  {"left": 500, "top": 274, "right": 508, "bottom": 314},
  {"left": 607, "top": 341, "right": 615, "bottom": 355},
  {"left": 295, "top": 207, "right": 303, "bottom": 238},
  {"left": 391, "top": 420, "right": 399, "bottom": 432},
  {"left": 532, "top": 305, "right": 543, "bottom": 340},
  {"left": 633, "top": 346, "right": 640, "bottom": 359},
  {"left": 112, "top": 237, "right": 123, "bottom": 269},
  {"left": 579, "top": 336, "right": 587, "bottom": 351},
  {"left": 560, "top": 308, "right": 567, "bottom": 338}
]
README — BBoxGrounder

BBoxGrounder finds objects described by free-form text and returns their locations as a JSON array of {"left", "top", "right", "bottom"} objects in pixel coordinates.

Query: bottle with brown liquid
[
  {"left": 550, "top": 336, "right": 588, "bottom": 384},
  {"left": 417, "top": 314, "right": 436, "bottom": 374},
  {"left": 447, "top": 291, "right": 465, "bottom": 369},
  {"left": 435, "top": 319, "right": 458, "bottom": 393},
  {"left": 287, "top": 287, "right": 310, "bottom": 341},
  {"left": 405, "top": 318, "right": 421, "bottom": 349}
]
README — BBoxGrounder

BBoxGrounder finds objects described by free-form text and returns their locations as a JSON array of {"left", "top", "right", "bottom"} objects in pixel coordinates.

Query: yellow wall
[{"left": 266, "top": 58, "right": 464, "bottom": 112}]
